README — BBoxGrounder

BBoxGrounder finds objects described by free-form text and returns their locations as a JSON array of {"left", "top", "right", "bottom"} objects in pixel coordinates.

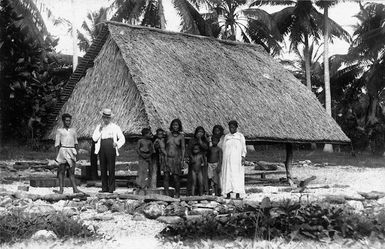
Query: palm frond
[
  {"left": 250, "top": 0, "right": 295, "bottom": 7},
  {"left": 242, "top": 8, "right": 282, "bottom": 40},
  {"left": 271, "top": 7, "right": 295, "bottom": 36},
  {"left": 173, "top": 0, "right": 200, "bottom": 34}
]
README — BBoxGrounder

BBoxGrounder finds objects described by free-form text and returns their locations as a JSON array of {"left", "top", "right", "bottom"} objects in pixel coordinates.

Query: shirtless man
[{"left": 164, "top": 119, "right": 185, "bottom": 198}]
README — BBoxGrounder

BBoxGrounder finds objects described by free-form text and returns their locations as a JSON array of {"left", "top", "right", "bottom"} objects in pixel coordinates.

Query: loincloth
[
  {"left": 136, "top": 158, "right": 151, "bottom": 188},
  {"left": 165, "top": 156, "right": 182, "bottom": 175},
  {"left": 208, "top": 162, "right": 219, "bottom": 184}
]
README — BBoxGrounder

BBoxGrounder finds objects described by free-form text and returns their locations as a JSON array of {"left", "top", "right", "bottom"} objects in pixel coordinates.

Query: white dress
[{"left": 220, "top": 132, "right": 247, "bottom": 196}]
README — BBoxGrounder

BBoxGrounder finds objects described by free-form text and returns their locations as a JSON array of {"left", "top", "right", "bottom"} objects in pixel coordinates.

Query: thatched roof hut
[{"left": 45, "top": 22, "right": 350, "bottom": 144}]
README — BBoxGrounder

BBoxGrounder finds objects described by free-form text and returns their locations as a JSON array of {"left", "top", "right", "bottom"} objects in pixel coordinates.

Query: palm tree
[
  {"left": 78, "top": 8, "right": 109, "bottom": 52},
  {"left": 348, "top": 2, "right": 385, "bottom": 128},
  {"left": 111, "top": 0, "right": 288, "bottom": 55},
  {"left": 251, "top": 0, "right": 349, "bottom": 92},
  {"left": 195, "top": 0, "right": 287, "bottom": 55},
  {"left": 315, "top": 0, "right": 351, "bottom": 152},
  {"left": 111, "top": 0, "right": 212, "bottom": 35}
]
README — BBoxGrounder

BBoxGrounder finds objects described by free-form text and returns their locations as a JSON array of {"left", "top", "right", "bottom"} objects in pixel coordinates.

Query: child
[
  {"left": 207, "top": 136, "right": 222, "bottom": 196},
  {"left": 136, "top": 128, "right": 154, "bottom": 192},
  {"left": 189, "top": 144, "right": 205, "bottom": 196},
  {"left": 54, "top": 113, "right": 80, "bottom": 194},
  {"left": 153, "top": 128, "right": 166, "bottom": 187}
]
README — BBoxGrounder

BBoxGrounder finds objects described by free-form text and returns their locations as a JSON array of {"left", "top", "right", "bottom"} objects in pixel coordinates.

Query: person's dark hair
[
  {"left": 62, "top": 113, "right": 72, "bottom": 121},
  {"left": 169, "top": 119, "right": 183, "bottom": 132},
  {"left": 212, "top": 136, "right": 220, "bottom": 143},
  {"left": 156, "top": 128, "right": 164, "bottom": 134},
  {"left": 141, "top": 128, "right": 151, "bottom": 136},
  {"left": 194, "top": 126, "right": 206, "bottom": 138},
  {"left": 212, "top": 125, "right": 224, "bottom": 137},
  {"left": 192, "top": 143, "right": 201, "bottom": 151},
  {"left": 194, "top": 126, "right": 209, "bottom": 146},
  {"left": 228, "top": 120, "right": 238, "bottom": 128}
]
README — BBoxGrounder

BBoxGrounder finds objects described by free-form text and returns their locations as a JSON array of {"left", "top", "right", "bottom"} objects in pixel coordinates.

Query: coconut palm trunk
[
  {"left": 71, "top": 0, "right": 78, "bottom": 71},
  {"left": 304, "top": 34, "right": 312, "bottom": 91},
  {"left": 323, "top": 5, "right": 333, "bottom": 152}
]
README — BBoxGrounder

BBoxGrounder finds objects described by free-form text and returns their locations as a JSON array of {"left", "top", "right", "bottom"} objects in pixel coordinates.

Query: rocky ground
[{"left": 1, "top": 159, "right": 385, "bottom": 248}]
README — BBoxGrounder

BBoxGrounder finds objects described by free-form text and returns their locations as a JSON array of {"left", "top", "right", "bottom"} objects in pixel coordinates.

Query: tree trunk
[
  {"left": 367, "top": 95, "right": 379, "bottom": 125},
  {"left": 285, "top": 143, "right": 294, "bottom": 186},
  {"left": 323, "top": 6, "right": 333, "bottom": 153},
  {"left": 0, "top": 60, "right": 4, "bottom": 143},
  {"left": 304, "top": 34, "right": 312, "bottom": 91},
  {"left": 230, "top": 24, "right": 236, "bottom": 41},
  {"left": 71, "top": 0, "right": 78, "bottom": 71}
]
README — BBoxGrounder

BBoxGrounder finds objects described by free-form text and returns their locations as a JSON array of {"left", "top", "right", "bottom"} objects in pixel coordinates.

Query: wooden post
[{"left": 285, "top": 143, "right": 294, "bottom": 186}]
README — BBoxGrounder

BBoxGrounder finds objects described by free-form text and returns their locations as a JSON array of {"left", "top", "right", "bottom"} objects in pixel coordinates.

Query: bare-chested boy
[
  {"left": 54, "top": 113, "right": 80, "bottom": 194},
  {"left": 207, "top": 136, "right": 222, "bottom": 196},
  {"left": 154, "top": 128, "right": 166, "bottom": 175},
  {"left": 190, "top": 144, "right": 205, "bottom": 196},
  {"left": 165, "top": 119, "right": 185, "bottom": 198},
  {"left": 136, "top": 128, "right": 154, "bottom": 192}
]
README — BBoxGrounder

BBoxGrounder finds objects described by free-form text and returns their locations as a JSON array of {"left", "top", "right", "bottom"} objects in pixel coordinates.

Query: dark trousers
[
  {"left": 99, "top": 138, "right": 116, "bottom": 192},
  {"left": 90, "top": 141, "right": 99, "bottom": 180}
]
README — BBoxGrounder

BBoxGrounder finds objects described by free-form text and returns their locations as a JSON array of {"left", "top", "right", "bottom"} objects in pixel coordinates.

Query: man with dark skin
[
  {"left": 54, "top": 113, "right": 80, "bottom": 194},
  {"left": 164, "top": 119, "right": 185, "bottom": 198}
]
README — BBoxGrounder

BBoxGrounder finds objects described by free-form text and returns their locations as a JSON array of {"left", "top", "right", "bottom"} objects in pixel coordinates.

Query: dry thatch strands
[{"left": 46, "top": 22, "right": 350, "bottom": 144}]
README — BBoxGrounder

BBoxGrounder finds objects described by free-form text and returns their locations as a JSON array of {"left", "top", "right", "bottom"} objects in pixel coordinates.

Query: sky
[{"left": 38, "top": 0, "right": 376, "bottom": 58}]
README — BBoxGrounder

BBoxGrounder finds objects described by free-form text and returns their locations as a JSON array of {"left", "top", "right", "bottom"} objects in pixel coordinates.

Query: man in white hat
[{"left": 92, "top": 108, "right": 125, "bottom": 193}]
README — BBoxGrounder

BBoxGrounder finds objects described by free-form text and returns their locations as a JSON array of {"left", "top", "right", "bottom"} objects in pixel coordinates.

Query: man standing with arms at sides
[
  {"left": 54, "top": 113, "right": 80, "bottom": 194},
  {"left": 92, "top": 109, "right": 125, "bottom": 193}
]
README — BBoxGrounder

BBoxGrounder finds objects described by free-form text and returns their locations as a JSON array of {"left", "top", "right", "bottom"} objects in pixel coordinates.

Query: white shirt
[
  {"left": 55, "top": 128, "right": 78, "bottom": 148},
  {"left": 92, "top": 123, "right": 125, "bottom": 156}
]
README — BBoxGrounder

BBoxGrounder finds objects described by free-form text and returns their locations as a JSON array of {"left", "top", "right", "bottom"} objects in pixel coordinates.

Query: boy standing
[
  {"left": 136, "top": 128, "right": 154, "bottom": 192},
  {"left": 54, "top": 113, "right": 80, "bottom": 194},
  {"left": 189, "top": 144, "right": 205, "bottom": 196},
  {"left": 207, "top": 136, "right": 222, "bottom": 196},
  {"left": 153, "top": 128, "right": 166, "bottom": 187}
]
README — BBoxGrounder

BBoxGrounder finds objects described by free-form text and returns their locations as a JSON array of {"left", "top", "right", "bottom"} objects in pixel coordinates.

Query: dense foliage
[
  {"left": 0, "top": 0, "right": 72, "bottom": 142},
  {"left": 0, "top": 211, "right": 95, "bottom": 244},
  {"left": 161, "top": 199, "right": 385, "bottom": 242}
]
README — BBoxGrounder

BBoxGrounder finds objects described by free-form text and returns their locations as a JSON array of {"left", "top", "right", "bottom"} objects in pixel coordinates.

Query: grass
[
  {"left": 0, "top": 142, "right": 383, "bottom": 168},
  {"left": 0, "top": 211, "right": 95, "bottom": 244}
]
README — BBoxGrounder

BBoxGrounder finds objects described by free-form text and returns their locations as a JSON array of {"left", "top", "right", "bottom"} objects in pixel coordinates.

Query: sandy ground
[{"left": 1, "top": 164, "right": 385, "bottom": 249}]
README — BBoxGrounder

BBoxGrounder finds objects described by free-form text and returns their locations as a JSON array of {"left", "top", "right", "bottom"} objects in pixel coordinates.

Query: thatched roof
[{"left": 45, "top": 22, "right": 350, "bottom": 144}]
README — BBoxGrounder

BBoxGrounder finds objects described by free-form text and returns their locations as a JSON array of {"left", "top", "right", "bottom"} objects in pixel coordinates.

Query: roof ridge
[
  {"left": 44, "top": 25, "right": 110, "bottom": 138},
  {"left": 105, "top": 21, "right": 266, "bottom": 52}
]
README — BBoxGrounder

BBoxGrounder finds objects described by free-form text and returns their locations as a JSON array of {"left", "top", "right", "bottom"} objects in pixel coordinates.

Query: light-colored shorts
[{"left": 56, "top": 147, "right": 77, "bottom": 168}]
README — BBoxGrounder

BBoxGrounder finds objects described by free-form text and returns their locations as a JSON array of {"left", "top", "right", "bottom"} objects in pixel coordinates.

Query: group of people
[{"left": 54, "top": 108, "right": 247, "bottom": 199}]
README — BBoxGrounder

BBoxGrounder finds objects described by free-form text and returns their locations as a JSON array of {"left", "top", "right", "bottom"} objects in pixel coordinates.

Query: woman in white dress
[{"left": 220, "top": 120, "right": 247, "bottom": 199}]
